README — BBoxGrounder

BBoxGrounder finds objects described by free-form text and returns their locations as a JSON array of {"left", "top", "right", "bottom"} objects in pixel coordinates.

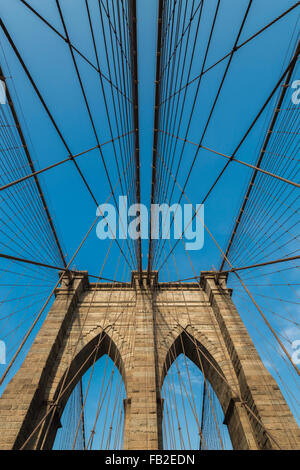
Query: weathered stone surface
[{"left": 0, "top": 271, "right": 299, "bottom": 450}]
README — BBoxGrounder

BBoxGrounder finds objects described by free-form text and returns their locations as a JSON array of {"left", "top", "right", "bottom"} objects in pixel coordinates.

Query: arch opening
[{"left": 161, "top": 353, "right": 232, "bottom": 450}]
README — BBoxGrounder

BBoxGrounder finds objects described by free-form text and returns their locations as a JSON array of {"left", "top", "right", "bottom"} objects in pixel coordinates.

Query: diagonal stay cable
[{"left": 153, "top": 0, "right": 253, "bottom": 271}]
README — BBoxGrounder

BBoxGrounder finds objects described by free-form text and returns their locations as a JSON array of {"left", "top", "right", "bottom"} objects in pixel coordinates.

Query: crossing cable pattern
[
  {"left": 148, "top": 1, "right": 300, "bottom": 274},
  {"left": 0, "top": 55, "right": 67, "bottom": 391}
]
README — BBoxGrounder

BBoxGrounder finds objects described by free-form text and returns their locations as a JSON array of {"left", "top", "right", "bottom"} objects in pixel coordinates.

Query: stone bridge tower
[{"left": 0, "top": 271, "right": 299, "bottom": 450}]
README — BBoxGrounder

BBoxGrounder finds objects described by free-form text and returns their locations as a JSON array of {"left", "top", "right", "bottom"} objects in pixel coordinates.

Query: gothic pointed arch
[{"left": 36, "top": 330, "right": 127, "bottom": 450}]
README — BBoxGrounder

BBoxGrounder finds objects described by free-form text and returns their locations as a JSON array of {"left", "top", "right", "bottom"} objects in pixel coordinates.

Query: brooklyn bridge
[{"left": 0, "top": 0, "right": 299, "bottom": 450}]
